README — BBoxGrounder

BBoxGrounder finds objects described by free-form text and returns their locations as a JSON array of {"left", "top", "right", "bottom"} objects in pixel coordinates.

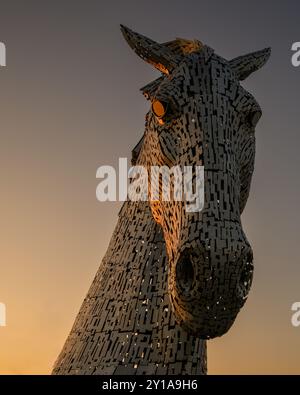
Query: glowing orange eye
[{"left": 152, "top": 100, "right": 167, "bottom": 118}]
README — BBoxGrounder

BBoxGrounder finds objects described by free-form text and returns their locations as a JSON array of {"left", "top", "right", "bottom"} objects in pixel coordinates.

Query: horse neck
[{"left": 52, "top": 200, "right": 206, "bottom": 375}]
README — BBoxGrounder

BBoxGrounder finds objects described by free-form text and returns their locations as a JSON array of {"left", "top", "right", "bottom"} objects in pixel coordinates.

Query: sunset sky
[{"left": 0, "top": 0, "right": 300, "bottom": 374}]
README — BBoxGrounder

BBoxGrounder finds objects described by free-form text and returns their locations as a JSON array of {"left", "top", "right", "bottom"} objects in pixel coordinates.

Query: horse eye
[{"left": 152, "top": 100, "right": 168, "bottom": 119}]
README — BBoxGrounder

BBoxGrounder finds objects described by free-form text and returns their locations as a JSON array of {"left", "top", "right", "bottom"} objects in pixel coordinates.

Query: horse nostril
[
  {"left": 237, "top": 253, "right": 254, "bottom": 300},
  {"left": 176, "top": 254, "right": 195, "bottom": 294}
]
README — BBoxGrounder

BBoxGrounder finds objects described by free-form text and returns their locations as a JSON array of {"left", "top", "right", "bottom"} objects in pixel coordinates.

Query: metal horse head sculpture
[{"left": 121, "top": 25, "right": 270, "bottom": 339}]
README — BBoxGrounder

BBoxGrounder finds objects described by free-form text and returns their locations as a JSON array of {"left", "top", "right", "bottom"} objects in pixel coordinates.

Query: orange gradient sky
[{"left": 0, "top": 0, "right": 300, "bottom": 374}]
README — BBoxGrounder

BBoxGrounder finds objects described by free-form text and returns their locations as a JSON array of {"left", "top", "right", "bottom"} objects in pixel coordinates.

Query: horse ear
[
  {"left": 229, "top": 47, "right": 271, "bottom": 81},
  {"left": 120, "top": 25, "right": 181, "bottom": 75}
]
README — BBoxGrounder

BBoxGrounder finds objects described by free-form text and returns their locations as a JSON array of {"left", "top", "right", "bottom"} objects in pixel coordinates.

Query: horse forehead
[
  {"left": 175, "top": 52, "right": 233, "bottom": 76},
  {"left": 166, "top": 54, "right": 238, "bottom": 94},
  {"left": 154, "top": 55, "right": 256, "bottom": 109}
]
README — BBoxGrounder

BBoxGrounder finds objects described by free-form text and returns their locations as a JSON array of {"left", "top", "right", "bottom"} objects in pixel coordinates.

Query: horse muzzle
[{"left": 169, "top": 238, "right": 254, "bottom": 339}]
